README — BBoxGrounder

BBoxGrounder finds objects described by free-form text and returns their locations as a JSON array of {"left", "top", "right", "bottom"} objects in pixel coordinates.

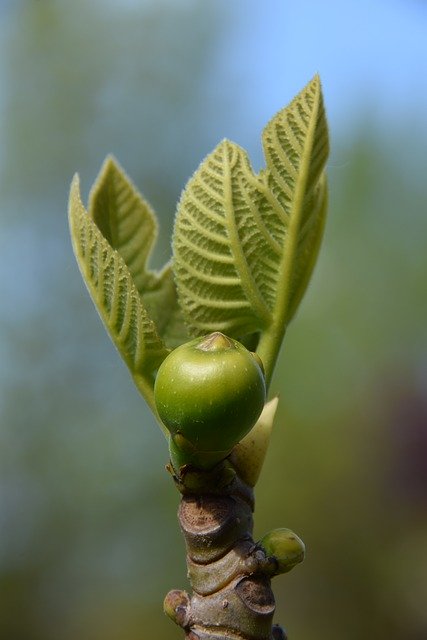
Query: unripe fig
[
  {"left": 258, "top": 528, "right": 305, "bottom": 575},
  {"left": 154, "top": 332, "right": 266, "bottom": 454}
]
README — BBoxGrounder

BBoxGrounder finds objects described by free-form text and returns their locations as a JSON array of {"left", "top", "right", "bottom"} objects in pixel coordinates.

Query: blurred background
[{"left": 0, "top": 0, "right": 426, "bottom": 638}]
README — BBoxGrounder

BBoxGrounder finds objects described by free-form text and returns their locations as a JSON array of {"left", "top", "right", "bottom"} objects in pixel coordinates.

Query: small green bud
[
  {"left": 163, "top": 589, "right": 190, "bottom": 627},
  {"left": 154, "top": 332, "right": 266, "bottom": 454},
  {"left": 258, "top": 528, "right": 305, "bottom": 575}
]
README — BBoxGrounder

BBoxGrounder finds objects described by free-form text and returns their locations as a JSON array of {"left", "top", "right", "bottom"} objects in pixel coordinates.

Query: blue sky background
[
  {"left": 182, "top": 0, "right": 427, "bottom": 153},
  {"left": 2, "top": 0, "right": 427, "bottom": 157},
  {"left": 222, "top": 0, "right": 427, "bottom": 135}
]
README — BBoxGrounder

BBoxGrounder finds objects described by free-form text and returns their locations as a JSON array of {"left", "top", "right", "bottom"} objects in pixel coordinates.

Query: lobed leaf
[
  {"left": 260, "top": 74, "right": 329, "bottom": 327},
  {"left": 173, "top": 75, "right": 329, "bottom": 382},
  {"left": 173, "top": 140, "right": 273, "bottom": 338},
  {"left": 68, "top": 176, "right": 170, "bottom": 404},
  {"left": 88, "top": 156, "right": 188, "bottom": 348}
]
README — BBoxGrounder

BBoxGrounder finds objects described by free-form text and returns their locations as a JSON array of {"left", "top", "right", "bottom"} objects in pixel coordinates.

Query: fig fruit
[{"left": 154, "top": 332, "right": 266, "bottom": 454}]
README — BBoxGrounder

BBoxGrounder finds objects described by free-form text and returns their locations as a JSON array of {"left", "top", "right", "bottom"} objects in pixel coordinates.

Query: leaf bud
[{"left": 258, "top": 528, "right": 305, "bottom": 575}]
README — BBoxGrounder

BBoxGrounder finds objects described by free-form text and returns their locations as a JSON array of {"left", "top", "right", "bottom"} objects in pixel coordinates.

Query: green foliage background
[{"left": 1, "top": 2, "right": 426, "bottom": 639}]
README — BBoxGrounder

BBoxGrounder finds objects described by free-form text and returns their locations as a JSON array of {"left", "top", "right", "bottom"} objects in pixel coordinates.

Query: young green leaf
[
  {"left": 173, "top": 75, "right": 328, "bottom": 384},
  {"left": 88, "top": 156, "right": 188, "bottom": 349},
  {"left": 69, "top": 175, "right": 170, "bottom": 419},
  {"left": 260, "top": 75, "right": 328, "bottom": 329},
  {"left": 173, "top": 139, "right": 272, "bottom": 338}
]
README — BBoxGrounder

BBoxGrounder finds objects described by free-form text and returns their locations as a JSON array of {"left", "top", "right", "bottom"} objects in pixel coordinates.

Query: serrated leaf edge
[{"left": 68, "top": 174, "right": 170, "bottom": 426}]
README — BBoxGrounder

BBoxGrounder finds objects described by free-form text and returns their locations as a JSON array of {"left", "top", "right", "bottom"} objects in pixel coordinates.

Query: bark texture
[{"left": 164, "top": 463, "right": 287, "bottom": 640}]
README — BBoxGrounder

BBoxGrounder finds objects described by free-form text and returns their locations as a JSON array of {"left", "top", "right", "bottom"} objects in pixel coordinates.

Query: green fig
[{"left": 154, "top": 332, "right": 266, "bottom": 454}]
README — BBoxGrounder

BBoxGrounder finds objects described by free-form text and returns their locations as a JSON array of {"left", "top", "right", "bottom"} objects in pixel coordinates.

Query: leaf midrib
[
  {"left": 222, "top": 143, "right": 272, "bottom": 329},
  {"left": 274, "top": 90, "right": 320, "bottom": 334}
]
